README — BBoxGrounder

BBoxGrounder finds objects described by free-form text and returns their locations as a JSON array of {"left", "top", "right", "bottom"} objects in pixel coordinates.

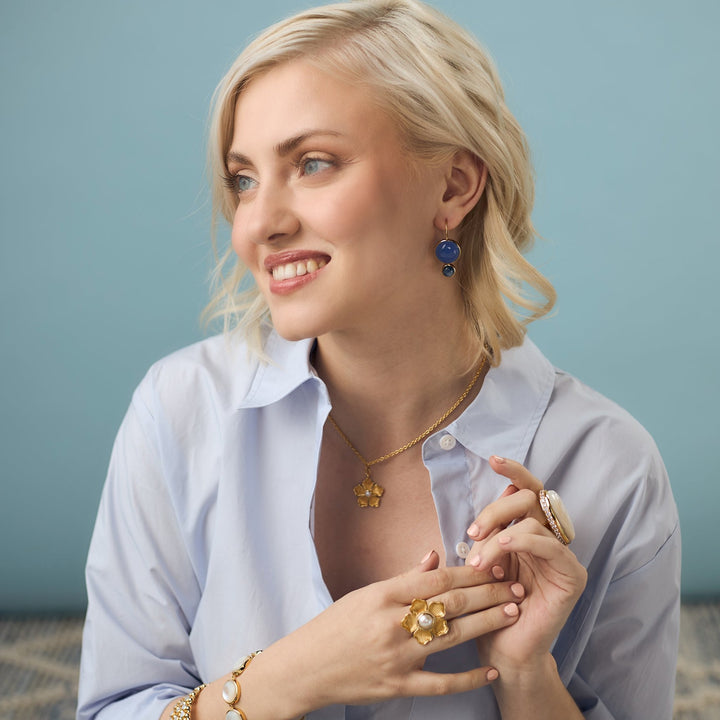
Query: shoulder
[
  {"left": 549, "top": 368, "right": 657, "bottom": 449},
  {"left": 541, "top": 365, "right": 662, "bottom": 476},
  {"left": 132, "top": 334, "right": 260, "bottom": 420},
  {"left": 528, "top": 359, "right": 677, "bottom": 576}
]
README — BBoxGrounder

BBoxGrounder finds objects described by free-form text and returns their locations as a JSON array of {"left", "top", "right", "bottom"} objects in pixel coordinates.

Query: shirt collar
[
  {"left": 235, "top": 331, "right": 556, "bottom": 465},
  {"left": 236, "top": 330, "right": 317, "bottom": 409},
  {"left": 450, "top": 337, "right": 555, "bottom": 463}
]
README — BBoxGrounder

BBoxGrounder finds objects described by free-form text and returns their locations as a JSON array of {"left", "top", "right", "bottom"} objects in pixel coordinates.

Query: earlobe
[{"left": 437, "top": 152, "right": 487, "bottom": 230}]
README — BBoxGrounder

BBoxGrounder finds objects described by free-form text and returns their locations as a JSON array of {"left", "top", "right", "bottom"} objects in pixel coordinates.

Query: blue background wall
[{"left": 1, "top": 1, "right": 718, "bottom": 612}]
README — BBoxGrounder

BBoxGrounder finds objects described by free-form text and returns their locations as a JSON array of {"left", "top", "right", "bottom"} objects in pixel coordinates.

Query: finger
[
  {"left": 393, "top": 564, "right": 497, "bottom": 603},
  {"left": 466, "top": 484, "right": 517, "bottom": 539},
  {"left": 439, "top": 597, "right": 521, "bottom": 646},
  {"left": 403, "top": 665, "right": 500, "bottom": 697},
  {"left": 438, "top": 580, "right": 525, "bottom": 619},
  {"left": 417, "top": 549, "right": 441, "bottom": 572},
  {"left": 466, "top": 488, "right": 541, "bottom": 541},
  {"left": 472, "top": 518, "right": 570, "bottom": 572},
  {"left": 488, "top": 455, "right": 544, "bottom": 493}
]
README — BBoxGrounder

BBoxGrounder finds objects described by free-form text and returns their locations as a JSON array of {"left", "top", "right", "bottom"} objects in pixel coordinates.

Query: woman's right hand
[{"left": 248, "top": 550, "right": 524, "bottom": 718}]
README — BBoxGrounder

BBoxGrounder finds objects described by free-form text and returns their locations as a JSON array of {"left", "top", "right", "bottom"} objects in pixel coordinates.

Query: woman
[{"left": 77, "top": 1, "right": 680, "bottom": 719}]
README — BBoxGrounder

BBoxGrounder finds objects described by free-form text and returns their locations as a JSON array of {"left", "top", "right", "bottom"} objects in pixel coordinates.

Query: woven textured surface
[{"left": 0, "top": 605, "right": 718, "bottom": 719}]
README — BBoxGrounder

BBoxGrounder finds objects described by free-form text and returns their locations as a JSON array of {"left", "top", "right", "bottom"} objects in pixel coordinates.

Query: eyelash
[{"left": 223, "top": 156, "right": 335, "bottom": 195}]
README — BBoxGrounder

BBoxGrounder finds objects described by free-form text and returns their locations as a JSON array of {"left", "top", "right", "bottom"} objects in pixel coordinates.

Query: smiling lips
[{"left": 265, "top": 252, "right": 330, "bottom": 294}]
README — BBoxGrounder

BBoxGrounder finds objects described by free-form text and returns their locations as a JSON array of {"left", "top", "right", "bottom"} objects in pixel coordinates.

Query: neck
[{"left": 313, "top": 308, "right": 485, "bottom": 458}]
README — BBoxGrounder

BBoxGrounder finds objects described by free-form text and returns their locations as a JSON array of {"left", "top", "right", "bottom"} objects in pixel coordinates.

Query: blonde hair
[{"left": 204, "top": 0, "right": 555, "bottom": 364}]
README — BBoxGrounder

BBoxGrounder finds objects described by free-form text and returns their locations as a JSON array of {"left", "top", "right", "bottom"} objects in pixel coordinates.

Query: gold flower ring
[{"left": 401, "top": 598, "right": 450, "bottom": 645}]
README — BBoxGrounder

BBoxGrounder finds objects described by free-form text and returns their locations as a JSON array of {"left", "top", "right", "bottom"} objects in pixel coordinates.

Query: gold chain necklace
[{"left": 327, "top": 357, "right": 487, "bottom": 508}]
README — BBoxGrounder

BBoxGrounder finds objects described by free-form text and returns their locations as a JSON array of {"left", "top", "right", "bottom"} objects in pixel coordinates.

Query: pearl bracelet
[
  {"left": 169, "top": 683, "right": 207, "bottom": 720},
  {"left": 222, "top": 651, "right": 263, "bottom": 720}
]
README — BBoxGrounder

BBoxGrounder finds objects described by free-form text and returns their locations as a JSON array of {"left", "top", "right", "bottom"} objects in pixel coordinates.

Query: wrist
[
  {"left": 492, "top": 652, "right": 582, "bottom": 720},
  {"left": 494, "top": 652, "right": 558, "bottom": 693},
  {"left": 232, "top": 646, "right": 314, "bottom": 720}
]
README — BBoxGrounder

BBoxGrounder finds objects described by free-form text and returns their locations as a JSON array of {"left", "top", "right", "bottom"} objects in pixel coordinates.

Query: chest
[{"left": 312, "top": 428, "right": 446, "bottom": 600}]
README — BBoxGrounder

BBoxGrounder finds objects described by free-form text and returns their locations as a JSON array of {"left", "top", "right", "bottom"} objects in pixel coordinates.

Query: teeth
[{"left": 272, "top": 258, "right": 326, "bottom": 280}]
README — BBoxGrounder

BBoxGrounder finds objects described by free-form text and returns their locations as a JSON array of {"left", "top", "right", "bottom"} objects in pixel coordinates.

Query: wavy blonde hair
[{"left": 204, "top": 0, "right": 555, "bottom": 364}]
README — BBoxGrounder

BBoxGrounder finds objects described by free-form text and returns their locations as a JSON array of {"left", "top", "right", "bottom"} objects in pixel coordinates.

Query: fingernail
[
  {"left": 420, "top": 550, "right": 434, "bottom": 564},
  {"left": 511, "top": 583, "right": 524, "bottom": 598},
  {"left": 486, "top": 668, "right": 499, "bottom": 682},
  {"left": 492, "top": 455, "right": 506, "bottom": 464},
  {"left": 469, "top": 554, "right": 482, "bottom": 568},
  {"left": 492, "top": 565, "right": 505, "bottom": 580},
  {"left": 504, "top": 603, "right": 519, "bottom": 617},
  {"left": 498, "top": 534, "right": 511, "bottom": 545},
  {"left": 467, "top": 523, "right": 480, "bottom": 538}
]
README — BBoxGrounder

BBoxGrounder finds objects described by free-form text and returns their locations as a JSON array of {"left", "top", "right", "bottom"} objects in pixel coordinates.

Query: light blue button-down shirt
[{"left": 77, "top": 331, "right": 680, "bottom": 720}]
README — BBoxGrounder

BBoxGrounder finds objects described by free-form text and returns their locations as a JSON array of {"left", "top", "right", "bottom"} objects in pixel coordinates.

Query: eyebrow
[{"left": 225, "top": 129, "right": 344, "bottom": 168}]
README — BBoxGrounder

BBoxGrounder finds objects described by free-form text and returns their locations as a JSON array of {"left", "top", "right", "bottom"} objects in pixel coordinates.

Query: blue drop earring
[{"left": 435, "top": 224, "right": 461, "bottom": 277}]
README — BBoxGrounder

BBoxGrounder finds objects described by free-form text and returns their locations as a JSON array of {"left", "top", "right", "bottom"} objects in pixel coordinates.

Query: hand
[
  {"left": 465, "top": 456, "right": 587, "bottom": 672},
  {"left": 261, "top": 550, "right": 524, "bottom": 714}
]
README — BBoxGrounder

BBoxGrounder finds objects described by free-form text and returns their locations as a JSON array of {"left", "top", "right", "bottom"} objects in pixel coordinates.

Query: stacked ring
[
  {"left": 401, "top": 598, "right": 449, "bottom": 645},
  {"left": 538, "top": 489, "right": 575, "bottom": 545}
]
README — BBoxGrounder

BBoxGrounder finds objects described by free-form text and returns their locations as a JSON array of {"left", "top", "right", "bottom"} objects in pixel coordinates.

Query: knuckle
[
  {"left": 444, "top": 616, "right": 464, "bottom": 644},
  {"left": 383, "top": 673, "right": 406, "bottom": 697},
  {"left": 427, "top": 567, "right": 452, "bottom": 595},
  {"left": 517, "top": 488, "right": 538, "bottom": 507},
  {"left": 443, "top": 590, "right": 466, "bottom": 616},
  {"left": 486, "top": 581, "right": 504, "bottom": 605}
]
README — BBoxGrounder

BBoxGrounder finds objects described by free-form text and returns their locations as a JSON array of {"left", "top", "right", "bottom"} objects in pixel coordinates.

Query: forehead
[{"left": 230, "top": 60, "right": 396, "bottom": 153}]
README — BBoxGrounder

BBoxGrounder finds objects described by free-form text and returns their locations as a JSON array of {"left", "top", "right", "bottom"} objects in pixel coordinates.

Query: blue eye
[
  {"left": 302, "top": 158, "right": 332, "bottom": 175},
  {"left": 223, "top": 173, "right": 257, "bottom": 195},
  {"left": 234, "top": 175, "right": 257, "bottom": 193}
]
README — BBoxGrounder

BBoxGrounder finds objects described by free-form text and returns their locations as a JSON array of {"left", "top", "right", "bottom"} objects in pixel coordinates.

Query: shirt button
[
  {"left": 455, "top": 542, "right": 470, "bottom": 559},
  {"left": 439, "top": 434, "right": 456, "bottom": 450}
]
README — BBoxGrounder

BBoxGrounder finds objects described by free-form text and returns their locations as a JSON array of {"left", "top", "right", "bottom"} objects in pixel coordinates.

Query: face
[{"left": 226, "top": 60, "right": 449, "bottom": 342}]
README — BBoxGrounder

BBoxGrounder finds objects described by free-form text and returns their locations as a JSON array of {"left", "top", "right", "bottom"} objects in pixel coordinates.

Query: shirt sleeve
[
  {"left": 568, "top": 524, "right": 681, "bottom": 720},
  {"left": 77, "top": 373, "right": 203, "bottom": 720}
]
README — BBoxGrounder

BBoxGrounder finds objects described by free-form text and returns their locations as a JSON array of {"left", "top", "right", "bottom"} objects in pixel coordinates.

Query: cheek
[
  {"left": 230, "top": 207, "right": 255, "bottom": 265},
  {"left": 319, "top": 176, "right": 392, "bottom": 243}
]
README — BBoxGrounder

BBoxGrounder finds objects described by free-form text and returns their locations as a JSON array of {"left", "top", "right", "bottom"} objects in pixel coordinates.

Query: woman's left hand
[{"left": 465, "top": 456, "right": 587, "bottom": 673}]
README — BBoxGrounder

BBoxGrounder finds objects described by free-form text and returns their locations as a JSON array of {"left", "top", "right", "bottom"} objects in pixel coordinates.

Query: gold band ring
[
  {"left": 539, "top": 489, "right": 575, "bottom": 545},
  {"left": 401, "top": 598, "right": 450, "bottom": 645}
]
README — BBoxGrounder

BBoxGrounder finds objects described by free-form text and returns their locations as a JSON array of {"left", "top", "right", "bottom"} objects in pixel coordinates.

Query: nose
[{"left": 235, "top": 180, "right": 300, "bottom": 247}]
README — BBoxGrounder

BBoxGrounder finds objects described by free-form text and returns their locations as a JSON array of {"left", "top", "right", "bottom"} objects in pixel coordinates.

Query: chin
[
  {"left": 269, "top": 311, "right": 326, "bottom": 343},
  {"left": 272, "top": 325, "right": 317, "bottom": 343}
]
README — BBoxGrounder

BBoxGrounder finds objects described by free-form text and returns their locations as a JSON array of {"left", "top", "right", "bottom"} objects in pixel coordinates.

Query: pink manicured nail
[
  {"left": 467, "top": 523, "right": 480, "bottom": 538},
  {"left": 486, "top": 668, "right": 499, "bottom": 682},
  {"left": 469, "top": 554, "right": 482, "bottom": 568},
  {"left": 498, "top": 534, "right": 511, "bottom": 545},
  {"left": 420, "top": 550, "right": 434, "bottom": 564},
  {"left": 492, "top": 455, "right": 506, "bottom": 464},
  {"left": 511, "top": 583, "right": 524, "bottom": 598},
  {"left": 492, "top": 565, "right": 505, "bottom": 580},
  {"left": 504, "top": 603, "right": 519, "bottom": 617}
]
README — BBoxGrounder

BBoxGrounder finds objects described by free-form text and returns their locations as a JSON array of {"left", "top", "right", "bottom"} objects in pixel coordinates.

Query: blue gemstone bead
[
  {"left": 442, "top": 264, "right": 456, "bottom": 277},
  {"left": 435, "top": 240, "right": 461, "bottom": 263}
]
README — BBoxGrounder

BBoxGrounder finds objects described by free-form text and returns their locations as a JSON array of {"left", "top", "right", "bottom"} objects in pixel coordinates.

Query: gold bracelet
[
  {"left": 222, "top": 651, "right": 262, "bottom": 720},
  {"left": 169, "top": 683, "right": 207, "bottom": 720}
]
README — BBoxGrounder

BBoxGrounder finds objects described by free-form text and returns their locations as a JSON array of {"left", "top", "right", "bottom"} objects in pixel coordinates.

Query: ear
[{"left": 434, "top": 151, "right": 487, "bottom": 232}]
